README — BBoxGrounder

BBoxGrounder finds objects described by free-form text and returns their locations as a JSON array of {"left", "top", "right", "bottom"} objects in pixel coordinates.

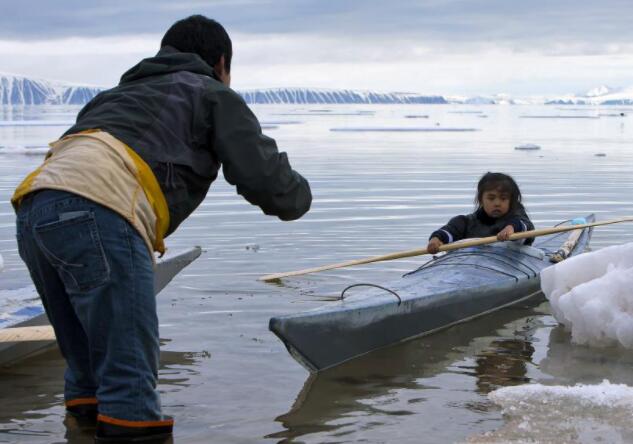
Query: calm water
[{"left": 1, "top": 104, "right": 633, "bottom": 443}]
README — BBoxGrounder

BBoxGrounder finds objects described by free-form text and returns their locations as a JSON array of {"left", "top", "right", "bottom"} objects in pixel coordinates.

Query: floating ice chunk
[
  {"left": 259, "top": 120, "right": 302, "bottom": 125},
  {"left": 0, "top": 145, "right": 49, "bottom": 155},
  {"left": 541, "top": 242, "right": 633, "bottom": 348},
  {"left": 514, "top": 143, "right": 541, "bottom": 151},
  {"left": 470, "top": 380, "right": 633, "bottom": 443},
  {"left": 0, "top": 120, "right": 74, "bottom": 127},
  {"left": 520, "top": 115, "right": 600, "bottom": 119},
  {"left": 330, "top": 127, "right": 478, "bottom": 132}
]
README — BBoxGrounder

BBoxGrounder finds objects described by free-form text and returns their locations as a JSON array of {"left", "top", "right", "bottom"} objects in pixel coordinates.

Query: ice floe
[
  {"left": 520, "top": 115, "right": 600, "bottom": 119},
  {"left": 259, "top": 120, "right": 303, "bottom": 125},
  {"left": 330, "top": 127, "right": 478, "bottom": 132},
  {"left": 515, "top": 143, "right": 541, "bottom": 151},
  {"left": 470, "top": 380, "right": 633, "bottom": 443},
  {"left": 541, "top": 242, "right": 633, "bottom": 348},
  {"left": 0, "top": 145, "right": 49, "bottom": 155},
  {"left": 0, "top": 120, "right": 74, "bottom": 126}
]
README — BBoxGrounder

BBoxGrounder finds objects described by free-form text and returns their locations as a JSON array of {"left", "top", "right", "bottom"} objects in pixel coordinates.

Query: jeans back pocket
[{"left": 34, "top": 210, "right": 111, "bottom": 293}]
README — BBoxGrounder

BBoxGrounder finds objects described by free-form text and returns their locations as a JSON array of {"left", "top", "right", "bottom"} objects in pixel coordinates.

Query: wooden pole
[
  {"left": 0, "top": 325, "right": 56, "bottom": 343},
  {"left": 259, "top": 216, "right": 633, "bottom": 282}
]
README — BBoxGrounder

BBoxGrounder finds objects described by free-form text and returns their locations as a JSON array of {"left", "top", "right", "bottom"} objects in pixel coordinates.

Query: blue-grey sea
[{"left": 1, "top": 104, "right": 633, "bottom": 443}]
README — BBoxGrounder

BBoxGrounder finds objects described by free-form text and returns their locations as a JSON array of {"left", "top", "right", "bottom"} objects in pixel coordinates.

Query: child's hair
[{"left": 474, "top": 172, "right": 523, "bottom": 212}]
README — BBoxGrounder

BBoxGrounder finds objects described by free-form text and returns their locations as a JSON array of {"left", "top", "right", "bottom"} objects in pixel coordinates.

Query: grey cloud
[{"left": 2, "top": 0, "right": 633, "bottom": 52}]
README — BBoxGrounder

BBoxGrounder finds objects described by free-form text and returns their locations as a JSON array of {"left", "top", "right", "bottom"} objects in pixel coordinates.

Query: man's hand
[
  {"left": 497, "top": 225, "right": 515, "bottom": 241},
  {"left": 427, "top": 237, "right": 444, "bottom": 254}
]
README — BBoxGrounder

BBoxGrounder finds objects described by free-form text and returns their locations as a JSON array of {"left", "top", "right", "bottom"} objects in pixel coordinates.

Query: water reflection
[
  {"left": 3, "top": 104, "right": 633, "bottom": 442},
  {"left": 540, "top": 325, "right": 633, "bottom": 386},
  {"left": 473, "top": 339, "right": 535, "bottom": 394},
  {"left": 269, "top": 301, "right": 544, "bottom": 442},
  {"left": 469, "top": 325, "right": 633, "bottom": 443},
  {"left": 0, "top": 344, "right": 202, "bottom": 444}
]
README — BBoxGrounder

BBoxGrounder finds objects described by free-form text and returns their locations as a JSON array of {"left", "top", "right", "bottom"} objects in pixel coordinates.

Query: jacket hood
[{"left": 120, "top": 46, "right": 217, "bottom": 84}]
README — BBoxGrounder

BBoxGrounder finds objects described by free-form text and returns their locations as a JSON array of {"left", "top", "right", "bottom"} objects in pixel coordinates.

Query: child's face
[{"left": 481, "top": 189, "right": 511, "bottom": 218}]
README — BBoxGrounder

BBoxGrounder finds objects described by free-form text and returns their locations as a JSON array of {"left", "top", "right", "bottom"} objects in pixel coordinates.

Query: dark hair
[
  {"left": 475, "top": 172, "right": 523, "bottom": 212},
  {"left": 161, "top": 15, "right": 232, "bottom": 72}
]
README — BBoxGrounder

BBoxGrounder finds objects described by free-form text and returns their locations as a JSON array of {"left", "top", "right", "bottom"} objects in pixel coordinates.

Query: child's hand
[
  {"left": 497, "top": 225, "right": 515, "bottom": 241},
  {"left": 427, "top": 237, "right": 444, "bottom": 254}
]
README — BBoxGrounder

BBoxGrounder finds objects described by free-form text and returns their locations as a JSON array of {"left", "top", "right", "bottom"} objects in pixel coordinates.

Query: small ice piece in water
[
  {"left": 469, "top": 380, "right": 633, "bottom": 443},
  {"left": 514, "top": 143, "right": 541, "bottom": 151},
  {"left": 541, "top": 242, "right": 633, "bottom": 348}
]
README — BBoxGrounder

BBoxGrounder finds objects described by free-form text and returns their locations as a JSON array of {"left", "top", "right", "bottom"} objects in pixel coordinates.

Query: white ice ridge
[
  {"left": 540, "top": 242, "right": 633, "bottom": 348},
  {"left": 470, "top": 380, "right": 633, "bottom": 443}
]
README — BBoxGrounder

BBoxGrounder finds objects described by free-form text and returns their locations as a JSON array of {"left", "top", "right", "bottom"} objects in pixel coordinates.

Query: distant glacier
[
  {"left": 2, "top": 73, "right": 632, "bottom": 106},
  {"left": 0, "top": 74, "right": 447, "bottom": 106},
  {"left": 0, "top": 73, "right": 102, "bottom": 105},
  {"left": 238, "top": 88, "right": 447, "bottom": 104}
]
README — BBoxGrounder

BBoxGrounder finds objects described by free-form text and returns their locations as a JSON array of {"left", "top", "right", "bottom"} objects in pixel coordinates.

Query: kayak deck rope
[
  {"left": 340, "top": 283, "right": 402, "bottom": 305},
  {"left": 411, "top": 262, "right": 521, "bottom": 282},
  {"left": 436, "top": 251, "right": 539, "bottom": 277},
  {"left": 404, "top": 248, "right": 541, "bottom": 279}
]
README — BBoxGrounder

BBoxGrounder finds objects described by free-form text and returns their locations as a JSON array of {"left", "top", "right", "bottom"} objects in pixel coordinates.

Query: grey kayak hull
[
  {"left": 270, "top": 216, "right": 594, "bottom": 372},
  {"left": 0, "top": 246, "right": 202, "bottom": 366}
]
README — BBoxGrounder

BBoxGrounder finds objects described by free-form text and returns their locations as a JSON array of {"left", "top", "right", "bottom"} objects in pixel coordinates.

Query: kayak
[
  {"left": 270, "top": 216, "right": 594, "bottom": 372},
  {"left": 0, "top": 246, "right": 201, "bottom": 366}
]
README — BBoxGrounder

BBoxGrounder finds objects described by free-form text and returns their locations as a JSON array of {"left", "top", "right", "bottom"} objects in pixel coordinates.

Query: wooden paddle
[{"left": 259, "top": 216, "right": 633, "bottom": 282}]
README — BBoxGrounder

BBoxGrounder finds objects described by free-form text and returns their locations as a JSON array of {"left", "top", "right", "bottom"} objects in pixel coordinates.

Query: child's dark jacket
[{"left": 430, "top": 205, "right": 534, "bottom": 245}]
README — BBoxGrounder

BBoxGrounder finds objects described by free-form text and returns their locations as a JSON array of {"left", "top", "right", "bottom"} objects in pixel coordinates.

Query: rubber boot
[
  {"left": 94, "top": 415, "right": 173, "bottom": 443},
  {"left": 66, "top": 403, "right": 99, "bottom": 422}
]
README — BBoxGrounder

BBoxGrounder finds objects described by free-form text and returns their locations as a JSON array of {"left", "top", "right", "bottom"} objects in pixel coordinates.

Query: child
[{"left": 427, "top": 172, "right": 534, "bottom": 254}]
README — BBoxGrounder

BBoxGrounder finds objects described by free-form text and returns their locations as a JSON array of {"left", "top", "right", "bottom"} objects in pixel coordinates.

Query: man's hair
[{"left": 161, "top": 15, "right": 232, "bottom": 72}]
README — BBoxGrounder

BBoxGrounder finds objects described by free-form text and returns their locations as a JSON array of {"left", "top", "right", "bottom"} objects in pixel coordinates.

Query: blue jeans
[{"left": 16, "top": 190, "right": 163, "bottom": 422}]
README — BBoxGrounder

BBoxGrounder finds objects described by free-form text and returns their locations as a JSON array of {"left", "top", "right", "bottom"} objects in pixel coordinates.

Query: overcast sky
[{"left": 1, "top": 0, "right": 632, "bottom": 95}]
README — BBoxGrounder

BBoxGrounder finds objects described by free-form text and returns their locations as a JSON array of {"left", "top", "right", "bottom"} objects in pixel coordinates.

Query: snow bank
[
  {"left": 540, "top": 242, "right": 633, "bottom": 348},
  {"left": 470, "top": 380, "right": 633, "bottom": 443}
]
